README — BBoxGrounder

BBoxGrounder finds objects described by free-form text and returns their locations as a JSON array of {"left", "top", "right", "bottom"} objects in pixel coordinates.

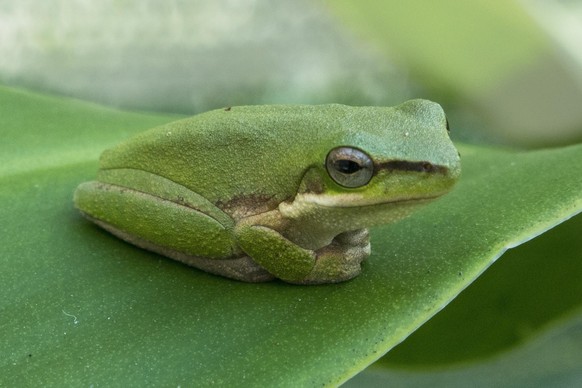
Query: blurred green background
[
  {"left": 1, "top": 1, "right": 581, "bottom": 386},
  {"left": 1, "top": 0, "right": 581, "bottom": 147}
]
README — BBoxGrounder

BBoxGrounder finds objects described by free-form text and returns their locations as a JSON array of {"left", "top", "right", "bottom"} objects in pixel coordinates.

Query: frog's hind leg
[{"left": 85, "top": 214, "right": 275, "bottom": 283}]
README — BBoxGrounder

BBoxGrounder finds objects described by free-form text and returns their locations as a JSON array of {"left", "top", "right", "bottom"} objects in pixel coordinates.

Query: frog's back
[{"left": 99, "top": 105, "right": 350, "bottom": 205}]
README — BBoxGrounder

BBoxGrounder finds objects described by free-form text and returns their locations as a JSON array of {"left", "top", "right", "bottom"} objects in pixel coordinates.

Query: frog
[{"left": 73, "top": 99, "right": 461, "bottom": 284}]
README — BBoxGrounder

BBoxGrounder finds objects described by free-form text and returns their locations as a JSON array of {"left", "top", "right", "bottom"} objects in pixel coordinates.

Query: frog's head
[{"left": 297, "top": 99, "right": 461, "bottom": 210}]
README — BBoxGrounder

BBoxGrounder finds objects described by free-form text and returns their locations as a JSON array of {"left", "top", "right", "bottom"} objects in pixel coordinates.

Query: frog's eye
[{"left": 326, "top": 147, "right": 374, "bottom": 188}]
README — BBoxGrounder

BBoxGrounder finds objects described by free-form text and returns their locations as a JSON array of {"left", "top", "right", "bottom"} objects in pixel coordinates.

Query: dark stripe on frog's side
[{"left": 376, "top": 160, "right": 449, "bottom": 174}]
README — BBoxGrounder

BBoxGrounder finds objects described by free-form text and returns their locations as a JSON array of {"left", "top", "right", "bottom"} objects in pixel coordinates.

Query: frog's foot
[{"left": 296, "top": 229, "right": 370, "bottom": 284}]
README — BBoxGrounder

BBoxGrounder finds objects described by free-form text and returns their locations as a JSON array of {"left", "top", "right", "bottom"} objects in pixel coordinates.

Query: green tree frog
[{"left": 74, "top": 100, "right": 460, "bottom": 284}]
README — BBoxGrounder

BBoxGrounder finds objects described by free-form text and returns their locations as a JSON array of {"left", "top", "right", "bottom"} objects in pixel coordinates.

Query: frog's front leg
[
  {"left": 235, "top": 222, "right": 317, "bottom": 283},
  {"left": 235, "top": 217, "right": 369, "bottom": 284},
  {"left": 300, "top": 229, "right": 370, "bottom": 284}
]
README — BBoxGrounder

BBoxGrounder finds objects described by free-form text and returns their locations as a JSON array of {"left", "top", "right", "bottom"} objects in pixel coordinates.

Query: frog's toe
[{"left": 291, "top": 239, "right": 370, "bottom": 284}]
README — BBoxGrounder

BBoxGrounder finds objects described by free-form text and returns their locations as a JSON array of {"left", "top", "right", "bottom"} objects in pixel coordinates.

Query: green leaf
[
  {"left": 384, "top": 212, "right": 582, "bottom": 366},
  {"left": 346, "top": 211, "right": 582, "bottom": 386},
  {"left": 1, "top": 85, "right": 581, "bottom": 386},
  {"left": 346, "top": 308, "right": 582, "bottom": 387},
  {"left": 0, "top": 86, "right": 180, "bottom": 177}
]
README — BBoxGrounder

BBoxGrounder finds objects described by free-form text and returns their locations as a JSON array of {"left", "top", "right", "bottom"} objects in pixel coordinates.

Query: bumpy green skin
[{"left": 74, "top": 100, "right": 461, "bottom": 284}]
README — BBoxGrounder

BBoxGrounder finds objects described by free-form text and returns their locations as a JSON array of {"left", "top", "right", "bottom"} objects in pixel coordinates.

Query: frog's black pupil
[{"left": 335, "top": 160, "right": 361, "bottom": 174}]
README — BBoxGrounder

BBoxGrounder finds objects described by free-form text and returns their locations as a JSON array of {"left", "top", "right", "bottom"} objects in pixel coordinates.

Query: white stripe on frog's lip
[{"left": 289, "top": 192, "right": 442, "bottom": 208}]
